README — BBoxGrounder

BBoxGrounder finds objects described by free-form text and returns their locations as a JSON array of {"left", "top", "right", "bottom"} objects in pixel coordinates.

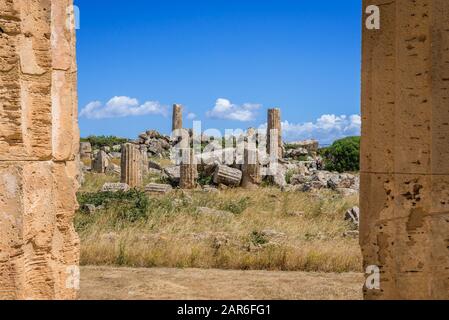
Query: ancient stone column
[
  {"left": 242, "top": 130, "right": 261, "bottom": 189},
  {"left": 267, "top": 108, "right": 283, "bottom": 159},
  {"left": 92, "top": 150, "right": 109, "bottom": 173},
  {"left": 172, "top": 104, "right": 183, "bottom": 132},
  {"left": 140, "top": 145, "right": 149, "bottom": 177},
  {"left": 121, "top": 143, "right": 142, "bottom": 188},
  {"left": 80, "top": 142, "right": 92, "bottom": 160},
  {"left": 180, "top": 148, "right": 197, "bottom": 189},
  {"left": 361, "top": 0, "right": 449, "bottom": 299},
  {"left": 0, "top": 0, "right": 80, "bottom": 300}
]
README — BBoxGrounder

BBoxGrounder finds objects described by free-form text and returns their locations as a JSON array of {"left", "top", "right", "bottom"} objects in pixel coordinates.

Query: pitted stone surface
[
  {"left": 361, "top": 0, "right": 449, "bottom": 299},
  {"left": 0, "top": 0, "right": 80, "bottom": 300}
]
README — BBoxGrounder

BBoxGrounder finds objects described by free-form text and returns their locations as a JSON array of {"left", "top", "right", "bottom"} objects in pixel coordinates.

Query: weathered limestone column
[
  {"left": 361, "top": 0, "right": 449, "bottom": 299},
  {"left": 0, "top": 0, "right": 80, "bottom": 300},
  {"left": 180, "top": 148, "right": 197, "bottom": 189},
  {"left": 121, "top": 143, "right": 142, "bottom": 188},
  {"left": 140, "top": 145, "right": 149, "bottom": 177},
  {"left": 172, "top": 104, "right": 183, "bottom": 132},
  {"left": 242, "top": 129, "right": 261, "bottom": 189},
  {"left": 92, "top": 150, "right": 109, "bottom": 173},
  {"left": 267, "top": 108, "right": 283, "bottom": 159}
]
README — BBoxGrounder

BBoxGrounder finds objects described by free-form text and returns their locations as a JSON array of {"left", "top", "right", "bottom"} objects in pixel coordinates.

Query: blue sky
[{"left": 75, "top": 0, "right": 362, "bottom": 144}]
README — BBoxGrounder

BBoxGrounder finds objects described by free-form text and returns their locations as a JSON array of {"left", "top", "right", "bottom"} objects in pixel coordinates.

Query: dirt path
[{"left": 80, "top": 266, "right": 363, "bottom": 300}]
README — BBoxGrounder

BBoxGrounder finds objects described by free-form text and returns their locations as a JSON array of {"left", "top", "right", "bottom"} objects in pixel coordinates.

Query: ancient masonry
[
  {"left": 172, "top": 104, "right": 183, "bottom": 131},
  {"left": 121, "top": 143, "right": 142, "bottom": 188},
  {"left": 92, "top": 150, "right": 109, "bottom": 173},
  {"left": 267, "top": 108, "right": 283, "bottom": 159},
  {"left": 180, "top": 148, "right": 197, "bottom": 189},
  {"left": 361, "top": 0, "right": 449, "bottom": 299},
  {"left": 242, "top": 129, "right": 261, "bottom": 189},
  {"left": 0, "top": 0, "right": 80, "bottom": 299}
]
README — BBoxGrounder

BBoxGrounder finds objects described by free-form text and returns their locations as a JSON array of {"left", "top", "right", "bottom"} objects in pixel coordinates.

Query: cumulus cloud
[
  {"left": 206, "top": 98, "right": 261, "bottom": 122},
  {"left": 260, "top": 114, "right": 361, "bottom": 145},
  {"left": 80, "top": 96, "right": 168, "bottom": 119}
]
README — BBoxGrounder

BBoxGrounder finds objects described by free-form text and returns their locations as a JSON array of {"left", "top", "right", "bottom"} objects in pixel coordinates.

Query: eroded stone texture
[
  {"left": 242, "top": 130, "right": 261, "bottom": 189},
  {"left": 172, "top": 104, "right": 183, "bottom": 132},
  {"left": 180, "top": 148, "right": 197, "bottom": 189},
  {"left": 121, "top": 143, "right": 142, "bottom": 188},
  {"left": 361, "top": 0, "right": 449, "bottom": 299},
  {"left": 267, "top": 108, "right": 283, "bottom": 159},
  {"left": 0, "top": 0, "right": 80, "bottom": 300}
]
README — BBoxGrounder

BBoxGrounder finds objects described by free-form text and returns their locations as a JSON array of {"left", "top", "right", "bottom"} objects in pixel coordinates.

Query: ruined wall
[
  {"left": 361, "top": 0, "right": 449, "bottom": 299},
  {"left": 0, "top": 0, "right": 80, "bottom": 299}
]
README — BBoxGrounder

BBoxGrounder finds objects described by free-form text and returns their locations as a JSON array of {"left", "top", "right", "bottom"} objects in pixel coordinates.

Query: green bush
[
  {"left": 220, "top": 197, "right": 251, "bottom": 215},
  {"left": 323, "top": 136, "right": 360, "bottom": 173},
  {"left": 77, "top": 190, "right": 149, "bottom": 222},
  {"left": 80, "top": 135, "right": 129, "bottom": 149}
]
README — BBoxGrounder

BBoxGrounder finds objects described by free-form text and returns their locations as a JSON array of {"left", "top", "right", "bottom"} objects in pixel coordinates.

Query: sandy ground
[{"left": 80, "top": 266, "right": 363, "bottom": 300}]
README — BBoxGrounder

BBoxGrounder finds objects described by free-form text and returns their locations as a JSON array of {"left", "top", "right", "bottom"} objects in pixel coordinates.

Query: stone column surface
[
  {"left": 0, "top": 0, "right": 80, "bottom": 300},
  {"left": 361, "top": 0, "right": 449, "bottom": 300},
  {"left": 267, "top": 108, "right": 283, "bottom": 159},
  {"left": 172, "top": 104, "right": 183, "bottom": 132},
  {"left": 242, "top": 131, "right": 261, "bottom": 189},
  {"left": 180, "top": 148, "right": 197, "bottom": 189},
  {"left": 92, "top": 150, "right": 109, "bottom": 173},
  {"left": 121, "top": 143, "right": 142, "bottom": 188}
]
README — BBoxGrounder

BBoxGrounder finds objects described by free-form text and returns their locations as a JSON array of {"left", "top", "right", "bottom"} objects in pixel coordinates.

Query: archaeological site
[{"left": 0, "top": 0, "right": 448, "bottom": 302}]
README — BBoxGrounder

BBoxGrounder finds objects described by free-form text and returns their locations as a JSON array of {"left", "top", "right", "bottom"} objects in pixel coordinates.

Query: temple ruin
[
  {"left": 0, "top": 0, "right": 80, "bottom": 299},
  {"left": 361, "top": 0, "right": 449, "bottom": 299},
  {"left": 121, "top": 143, "right": 142, "bottom": 188}
]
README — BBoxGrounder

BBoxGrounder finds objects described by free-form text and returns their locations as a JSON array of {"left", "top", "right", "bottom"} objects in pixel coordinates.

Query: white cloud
[
  {"left": 259, "top": 114, "right": 361, "bottom": 145},
  {"left": 187, "top": 113, "right": 197, "bottom": 120},
  {"left": 80, "top": 96, "right": 168, "bottom": 119},
  {"left": 206, "top": 98, "right": 261, "bottom": 122}
]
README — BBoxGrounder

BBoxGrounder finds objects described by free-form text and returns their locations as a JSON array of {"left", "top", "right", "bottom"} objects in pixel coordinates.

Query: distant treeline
[
  {"left": 80, "top": 135, "right": 130, "bottom": 149},
  {"left": 320, "top": 136, "right": 360, "bottom": 173}
]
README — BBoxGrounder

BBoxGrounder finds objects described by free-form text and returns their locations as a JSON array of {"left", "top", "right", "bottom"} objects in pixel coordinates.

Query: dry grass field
[{"left": 76, "top": 170, "right": 361, "bottom": 273}]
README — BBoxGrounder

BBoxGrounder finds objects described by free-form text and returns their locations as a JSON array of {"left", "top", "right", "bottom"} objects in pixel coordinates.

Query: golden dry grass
[{"left": 76, "top": 173, "right": 361, "bottom": 273}]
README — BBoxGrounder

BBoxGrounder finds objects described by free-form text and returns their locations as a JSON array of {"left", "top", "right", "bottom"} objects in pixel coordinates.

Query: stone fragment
[
  {"left": 101, "top": 183, "right": 130, "bottom": 193},
  {"left": 213, "top": 165, "right": 242, "bottom": 187},
  {"left": 145, "top": 183, "right": 173, "bottom": 194}
]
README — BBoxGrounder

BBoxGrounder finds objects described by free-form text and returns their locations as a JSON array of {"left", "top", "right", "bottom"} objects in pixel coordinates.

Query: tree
[{"left": 323, "top": 136, "right": 360, "bottom": 173}]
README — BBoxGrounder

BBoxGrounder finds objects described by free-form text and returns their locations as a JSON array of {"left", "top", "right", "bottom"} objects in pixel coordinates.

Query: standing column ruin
[
  {"left": 0, "top": 0, "right": 80, "bottom": 300},
  {"left": 267, "top": 108, "right": 283, "bottom": 159},
  {"left": 360, "top": 0, "right": 449, "bottom": 299},
  {"left": 172, "top": 104, "right": 183, "bottom": 132},
  {"left": 121, "top": 143, "right": 142, "bottom": 188},
  {"left": 180, "top": 147, "right": 197, "bottom": 189},
  {"left": 242, "top": 129, "right": 261, "bottom": 189}
]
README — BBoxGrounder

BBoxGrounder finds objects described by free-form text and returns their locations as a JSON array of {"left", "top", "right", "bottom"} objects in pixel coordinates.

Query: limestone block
[
  {"left": 213, "top": 165, "right": 242, "bottom": 187},
  {"left": 0, "top": 161, "right": 80, "bottom": 300},
  {"left": 361, "top": 0, "right": 449, "bottom": 299}
]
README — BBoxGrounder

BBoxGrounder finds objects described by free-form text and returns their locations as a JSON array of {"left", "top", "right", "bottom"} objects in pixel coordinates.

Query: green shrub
[
  {"left": 77, "top": 190, "right": 149, "bottom": 222},
  {"left": 80, "top": 135, "right": 130, "bottom": 149},
  {"left": 323, "top": 136, "right": 360, "bottom": 173},
  {"left": 250, "top": 231, "right": 269, "bottom": 246},
  {"left": 220, "top": 197, "right": 250, "bottom": 215}
]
